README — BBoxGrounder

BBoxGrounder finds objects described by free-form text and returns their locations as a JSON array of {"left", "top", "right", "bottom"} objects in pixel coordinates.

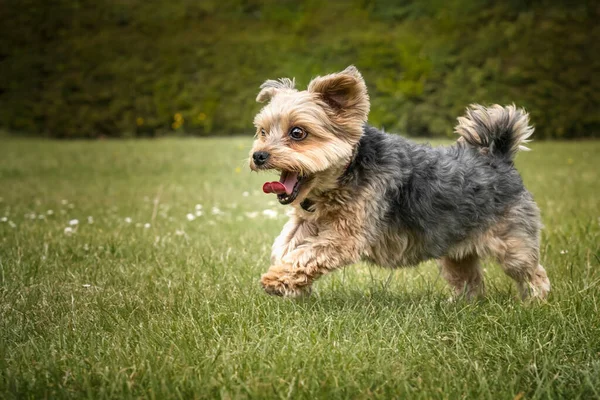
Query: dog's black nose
[{"left": 253, "top": 151, "right": 270, "bottom": 166}]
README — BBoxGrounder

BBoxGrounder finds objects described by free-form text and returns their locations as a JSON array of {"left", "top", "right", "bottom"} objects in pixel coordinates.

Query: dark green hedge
[{"left": 0, "top": 0, "right": 598, "bottom": 138}]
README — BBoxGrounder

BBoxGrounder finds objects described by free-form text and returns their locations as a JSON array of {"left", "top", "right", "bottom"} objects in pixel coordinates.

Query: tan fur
[
  {"left": 256, "top": 78, "right": 296, "bottom": 103},
  {"left": 250, "top": 91, "right": 355, "bottom": 176},
  {"left": 439, "top": 254, "right": 485, "bottom": 299}
]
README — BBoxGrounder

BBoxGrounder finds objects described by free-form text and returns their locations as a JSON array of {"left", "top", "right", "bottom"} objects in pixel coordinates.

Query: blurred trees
[{"left": 0, "top": 0, "right": 597, "bottom": 138}]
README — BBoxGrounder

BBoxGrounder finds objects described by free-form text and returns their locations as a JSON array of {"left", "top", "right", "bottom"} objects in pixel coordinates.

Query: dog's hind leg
[
  {"left": 493, "top": 235, "right": 550, "bottom": 300},
  {"left": 440, "top": 253, "right": 485, "bottom": 299},
  {"left": 486, "top": 201, "right": 551, "bottom": 300}
]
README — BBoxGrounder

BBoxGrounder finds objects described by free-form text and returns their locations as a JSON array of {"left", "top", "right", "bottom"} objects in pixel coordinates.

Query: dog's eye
[
  {"left": 289, "top": 127, "right": 307, "bottom": 141},
  {"left": 260, "top": 128, "right": 267, "bottom": 137}
]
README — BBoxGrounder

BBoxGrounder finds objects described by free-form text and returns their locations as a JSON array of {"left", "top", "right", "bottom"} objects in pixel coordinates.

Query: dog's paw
[
  {"left": 520, "top": 265, "right": 551, "bottom": 301},
  {"left": 260, "top": 265, "right": 312, "bottom": 298}
]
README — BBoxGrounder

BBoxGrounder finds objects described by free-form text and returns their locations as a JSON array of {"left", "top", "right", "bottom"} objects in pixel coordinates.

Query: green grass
[{"left": 1, "top": 137, "right": 599, "bottom": 399}]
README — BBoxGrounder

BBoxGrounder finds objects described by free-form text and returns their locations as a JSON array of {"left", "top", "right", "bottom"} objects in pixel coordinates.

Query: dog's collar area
[
  {"left": 300, "top": 198, "right": 315, "bottom": 212},
  {"left": 298, "top": 145, "right": 358, "bottom": 213},
  {"left": 342, "top": 144, "right": 359, "bottom": 176},
  {"left": 343, "top": 159, "right": 352, "bottom": 171}
]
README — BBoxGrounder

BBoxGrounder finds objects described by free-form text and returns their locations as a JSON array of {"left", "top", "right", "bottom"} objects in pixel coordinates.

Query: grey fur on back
[{"left": 343, "top": 105, "right": 536, "bottom": 262}]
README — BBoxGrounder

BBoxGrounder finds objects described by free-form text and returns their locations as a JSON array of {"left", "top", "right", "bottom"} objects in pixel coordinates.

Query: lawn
[{"left": 1, "top": 137, "right": 599, "bottom": 399}]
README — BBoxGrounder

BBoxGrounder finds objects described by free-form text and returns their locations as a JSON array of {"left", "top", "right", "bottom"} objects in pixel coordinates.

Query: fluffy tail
[{"left": 455, "top": 104, "right": 534, "bottom": 160}]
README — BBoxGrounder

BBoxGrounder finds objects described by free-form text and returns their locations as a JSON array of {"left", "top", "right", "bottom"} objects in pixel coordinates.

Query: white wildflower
[
  {"left": 69, "top": 219, "right": 79, "bottom": 226},
  {"left": 195, "top": 210, "right": 203, "bottom": 217},
  {"left": 195, "top": 204, "right": 203, "bottom": 210},
  {"left": 211, "top": 207, "right": 223, "bottom": 215},
  {"left": 175, "top": 229, "right": 185, "bottom": 236},
  {"left": 245, "top": 212, "right": 258, "bottom": 219},
  {"left": 38, "top": 215, "right": 45, "bottom": 220},
  {"left": 64, "top": 227, "right": 74, "bottom": 235},
  {"left": 83, "top": 244, "right": 89, "bottom": 251},
  {"left": 8, "top": 221, "right": 16, "bottom": 228},
  {"left": 0, "top": 217, "right": 7, "bottom": 222},
  {"left": 82, "top": 284, "right": 91, "bottom": 288},
  {"left": 68, "top": 203, "right": 74, "bottom": 209},
  {"left": 47, "top": 210, "right": 54, "bottom": 215},
  {"left": 262, "top": 209, "right": 278, "bottom": 219},
  {"left": 186, "top": 213, "right": 195, "bottom": 221},
  {"left": 124, "top": 217, "right": 132, "bottom": 223},
  {"left": 144, "top": 223, "right": 151, "bottom": 229},
  {"left": 560, "top": 250, "right": 568, "bottom": 255},
  {"left": 87, "top": 216, "right": 94, "bottom": 224},
  {"left": 61, "top": 199, "right": 68, "bottom": 205}
]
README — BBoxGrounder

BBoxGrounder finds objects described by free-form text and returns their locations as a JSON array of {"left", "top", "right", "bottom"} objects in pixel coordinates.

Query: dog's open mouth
[{"left": 262, "top": 171, "right": 304, "bottom": 205}]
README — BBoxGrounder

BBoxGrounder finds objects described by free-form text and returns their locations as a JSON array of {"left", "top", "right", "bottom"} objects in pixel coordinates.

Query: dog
[{"left": 249, "top": 65, "right": 550, "bottom": 300}]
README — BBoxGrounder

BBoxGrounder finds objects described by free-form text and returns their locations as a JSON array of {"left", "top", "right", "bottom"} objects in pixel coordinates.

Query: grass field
[{"left": 1, "top": 137, "right": 599, "bottom": 399}]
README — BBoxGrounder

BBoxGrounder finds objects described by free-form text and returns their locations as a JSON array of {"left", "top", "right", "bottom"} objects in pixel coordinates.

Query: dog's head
[{"left": 249, "top": 66, "right": 370, "bottom": 205}]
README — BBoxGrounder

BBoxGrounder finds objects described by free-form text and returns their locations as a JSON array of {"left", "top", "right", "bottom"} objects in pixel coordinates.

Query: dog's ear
[
  {"left": 256, "top": 78, "right": 296, "bottom": 103},
  {"left": 307, "top": 65, "right": 370, "bottom": 121}
]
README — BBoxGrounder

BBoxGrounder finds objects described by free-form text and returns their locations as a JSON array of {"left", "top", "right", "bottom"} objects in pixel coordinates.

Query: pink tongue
[
  {"left": 262, "top": 181, "right": 286, "bottom": 194},
  {"left": 262, "top": 172, "right": 299, "bottom": 195}
]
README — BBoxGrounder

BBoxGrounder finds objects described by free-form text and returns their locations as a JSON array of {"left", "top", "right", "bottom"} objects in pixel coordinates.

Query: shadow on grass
[{"left": 287, "top": 286, "right": 521, "bottom": 315}]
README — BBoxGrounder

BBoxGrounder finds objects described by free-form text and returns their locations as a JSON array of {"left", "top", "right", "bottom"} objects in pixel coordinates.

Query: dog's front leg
[
  {"left": 261, "top": 229, "right": 363, "bottom": 297},
  {"left": 270, "top": 216, "right": 317, "bottom": 265}
]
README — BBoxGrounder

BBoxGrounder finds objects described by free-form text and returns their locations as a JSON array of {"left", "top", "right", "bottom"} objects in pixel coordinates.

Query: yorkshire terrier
[{"left": 249, "top": 66, "right": 550, "bottom": 300}]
